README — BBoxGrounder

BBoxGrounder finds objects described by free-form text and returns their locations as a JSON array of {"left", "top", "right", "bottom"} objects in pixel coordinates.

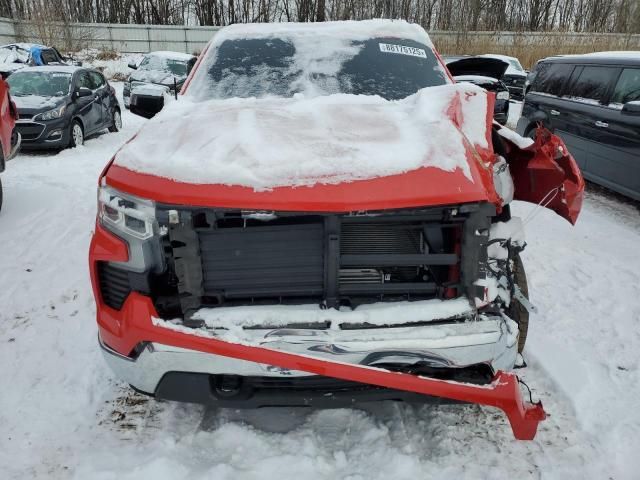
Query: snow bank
[
  {"left": 77, "top": 48, "right": 143, "bottom": 80},
  {"left": 113, "top": 82, "right": 489, "bottom": 190}
]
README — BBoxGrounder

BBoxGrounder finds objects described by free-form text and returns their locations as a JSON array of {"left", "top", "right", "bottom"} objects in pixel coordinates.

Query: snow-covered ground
[
  {"left": 1, "top": 84, "right": 639, "bottom": 479},
  {"left": 78, "top": 49, "right": 143, "bottom": 81}
]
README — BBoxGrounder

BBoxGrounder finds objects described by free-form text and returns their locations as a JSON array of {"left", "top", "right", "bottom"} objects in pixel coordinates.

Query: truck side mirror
[{"left": 129, "top": 91, "right": 166, "bottom": 119}]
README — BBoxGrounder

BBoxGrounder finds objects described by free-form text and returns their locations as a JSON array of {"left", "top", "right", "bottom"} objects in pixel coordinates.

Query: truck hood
[
  {"left": 107, "top": 83, "right": 500, "bottom": 211},
  {"left": 446, "top": 57, "right": 509, "bottom": 81}
]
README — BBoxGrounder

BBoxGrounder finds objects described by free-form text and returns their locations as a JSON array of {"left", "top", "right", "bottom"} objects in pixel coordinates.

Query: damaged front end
[
  {"left": 91, "top": 69, "right": 583, "bottom": 442},
  {"left": 91, "top": 197, "right": 548, "bottom": 439}
]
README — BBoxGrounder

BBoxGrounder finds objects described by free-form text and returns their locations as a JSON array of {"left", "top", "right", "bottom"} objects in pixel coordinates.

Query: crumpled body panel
[{"left": 500, "top": 126, "right": 585, "bottom": 225}]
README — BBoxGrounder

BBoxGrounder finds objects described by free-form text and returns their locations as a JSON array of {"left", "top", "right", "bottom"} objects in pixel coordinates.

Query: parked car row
[{"left": 441, "top": 50, "right": 639, "bottom": 201}]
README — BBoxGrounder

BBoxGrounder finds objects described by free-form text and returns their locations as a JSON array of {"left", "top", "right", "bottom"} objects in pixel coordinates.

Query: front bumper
[
  {"left": 100, "top": 310, "right": 518, "bottom": 395},
  {"left": 15, "top": 118, "right": 69, "bottom": 148},
  {"left": 91, "top": 221, "right": 546, "bottom": 439}
]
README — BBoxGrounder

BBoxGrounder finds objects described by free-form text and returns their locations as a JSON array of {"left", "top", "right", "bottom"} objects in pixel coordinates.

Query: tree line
[{"left": 0, "top": 0, "right": 638, "bottom": 33}]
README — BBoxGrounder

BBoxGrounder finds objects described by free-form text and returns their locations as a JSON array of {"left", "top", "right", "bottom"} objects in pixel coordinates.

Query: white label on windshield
[{"left": 379, "top": 43, "right": 426, "bottom": 58}]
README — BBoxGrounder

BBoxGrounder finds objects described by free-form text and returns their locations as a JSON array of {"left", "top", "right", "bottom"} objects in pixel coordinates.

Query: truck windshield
[{"left": 189, "top": 36, "right": 448, "bottom": 101}]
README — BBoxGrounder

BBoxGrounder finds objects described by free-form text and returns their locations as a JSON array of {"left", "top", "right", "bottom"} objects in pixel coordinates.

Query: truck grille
[{"left": 159, "top": 204, "right": 493, "bottom": 316}]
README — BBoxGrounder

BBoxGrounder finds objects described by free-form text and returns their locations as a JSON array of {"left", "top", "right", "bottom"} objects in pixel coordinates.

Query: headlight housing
[
  {"left": 98, "top": 185, "right": 164, "bottom": 272},
  {"left": 34, "top": 104, "right": 66, "bottom": 121},
  {"left": 496, "top": 90, "right": 510, "bottom": 101}
]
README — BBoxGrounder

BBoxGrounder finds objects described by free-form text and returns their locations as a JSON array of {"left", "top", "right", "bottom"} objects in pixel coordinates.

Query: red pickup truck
[
  {"left": 0, "top": 75, "right": 20, "bottom": 211},
  {"left": 90, "top": 20, "right": 583, "bottom": 439}
]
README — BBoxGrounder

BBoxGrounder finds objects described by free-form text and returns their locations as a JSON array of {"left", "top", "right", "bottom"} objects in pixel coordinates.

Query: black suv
[{"left": 517, "top": 52, "right": 640, "bottom": 200}]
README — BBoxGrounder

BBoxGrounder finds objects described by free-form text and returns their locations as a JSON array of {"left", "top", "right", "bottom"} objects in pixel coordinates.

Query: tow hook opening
[{"left": 211, "top": 375, "right": 251, "bottom": 400}]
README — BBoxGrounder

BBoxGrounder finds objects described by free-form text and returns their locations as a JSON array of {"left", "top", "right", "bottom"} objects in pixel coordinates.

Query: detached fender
[{"left": 499, "top": 125, "right": 584, "bottom": 225}]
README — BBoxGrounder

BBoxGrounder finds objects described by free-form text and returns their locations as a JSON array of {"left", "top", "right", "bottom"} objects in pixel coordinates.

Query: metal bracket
[{"left": 513, "top": 284, "right": 538, "bottom": 314}]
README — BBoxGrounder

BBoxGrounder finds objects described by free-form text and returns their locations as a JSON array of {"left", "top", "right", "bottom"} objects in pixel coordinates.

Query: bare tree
[{"left": 0, "top": 0, "right": 637, "bottom": 34}]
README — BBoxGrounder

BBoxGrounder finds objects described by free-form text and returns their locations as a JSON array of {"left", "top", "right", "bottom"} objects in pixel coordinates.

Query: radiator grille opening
[
  {"left": 157, "top": 204, "right": 497, "bottom": 316},
  {"left": 198, "top": 222, "right": 325, "bottom": 301}
]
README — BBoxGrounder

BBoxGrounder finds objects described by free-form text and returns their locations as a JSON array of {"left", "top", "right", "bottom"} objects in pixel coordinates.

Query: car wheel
[
  {"left": 69, "top": 120, "right": 84, "bottom": 148},
  {"left": 109, "top": 109, "right": 122, "bottom": 133},
  {"left": 526, "top": 127, "right": 536, "bottom": 140},
  {"left": 508, "top": 253, "right": 529, "bottom": 353}
]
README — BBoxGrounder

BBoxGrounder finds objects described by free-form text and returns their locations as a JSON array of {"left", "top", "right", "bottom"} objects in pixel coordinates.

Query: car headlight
[
  {"left": 497, "top": 91, "right": 510, "bottom": 101},
  {"left": 99, "top": 185, "right": 156, "bottom": 240},
  {"left": 34, "top": 104, "right": 66, "bottom": 121},
  {"left": 98, "top": 185, "right": 164, "bottom": 273}
]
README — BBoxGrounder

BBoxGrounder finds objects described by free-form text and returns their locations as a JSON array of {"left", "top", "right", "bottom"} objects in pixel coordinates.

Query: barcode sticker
[{"left": 379, "top": 43, "right": 427, "bottom": 58}]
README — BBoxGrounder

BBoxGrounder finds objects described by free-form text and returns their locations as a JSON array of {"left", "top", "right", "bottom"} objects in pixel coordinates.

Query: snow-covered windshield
[
  {"left": 8, "top": 71, "right": 71, "bottom": 97},
  {"left": 190, "top": 36, "right": 448, "bottom": 101},
  {"left": 139, "top": 55, "right": 188, "bottom": 76}
]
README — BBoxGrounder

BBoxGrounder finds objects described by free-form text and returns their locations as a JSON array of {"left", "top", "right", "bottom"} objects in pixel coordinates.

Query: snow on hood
[
  {"left": 131, "top": 82, "right": 172, "bottom": 97},
  {"left": 114, "top": 83, "right": 489, "bottom": 190},
  {"left": 0, "top": 62, "right": 26, "bottom": 73},
  {"left": 12, "top": 94, "right": 62, "bottom": 111},
  {"left": 130, "top": 69, "right": 184, "bottom": 86}
]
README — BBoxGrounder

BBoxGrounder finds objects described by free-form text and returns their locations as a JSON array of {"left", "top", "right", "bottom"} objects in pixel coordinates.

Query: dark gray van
[{"left": 517, "top": 52, "right": 640, "bottom": 200}]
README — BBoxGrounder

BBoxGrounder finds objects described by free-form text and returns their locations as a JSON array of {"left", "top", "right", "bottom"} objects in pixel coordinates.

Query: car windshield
[
  {"left": 188, "top": 36, "right": 448, "bottom": 101},
  {"left": 508, "top": 58, "right": 524, "bottom": 72},
  {"left": 7, "top": 71, "right": 71, "bottom": 97},
  {"left": 139, "top": 55, "right": 188, "bottom": 76}
]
